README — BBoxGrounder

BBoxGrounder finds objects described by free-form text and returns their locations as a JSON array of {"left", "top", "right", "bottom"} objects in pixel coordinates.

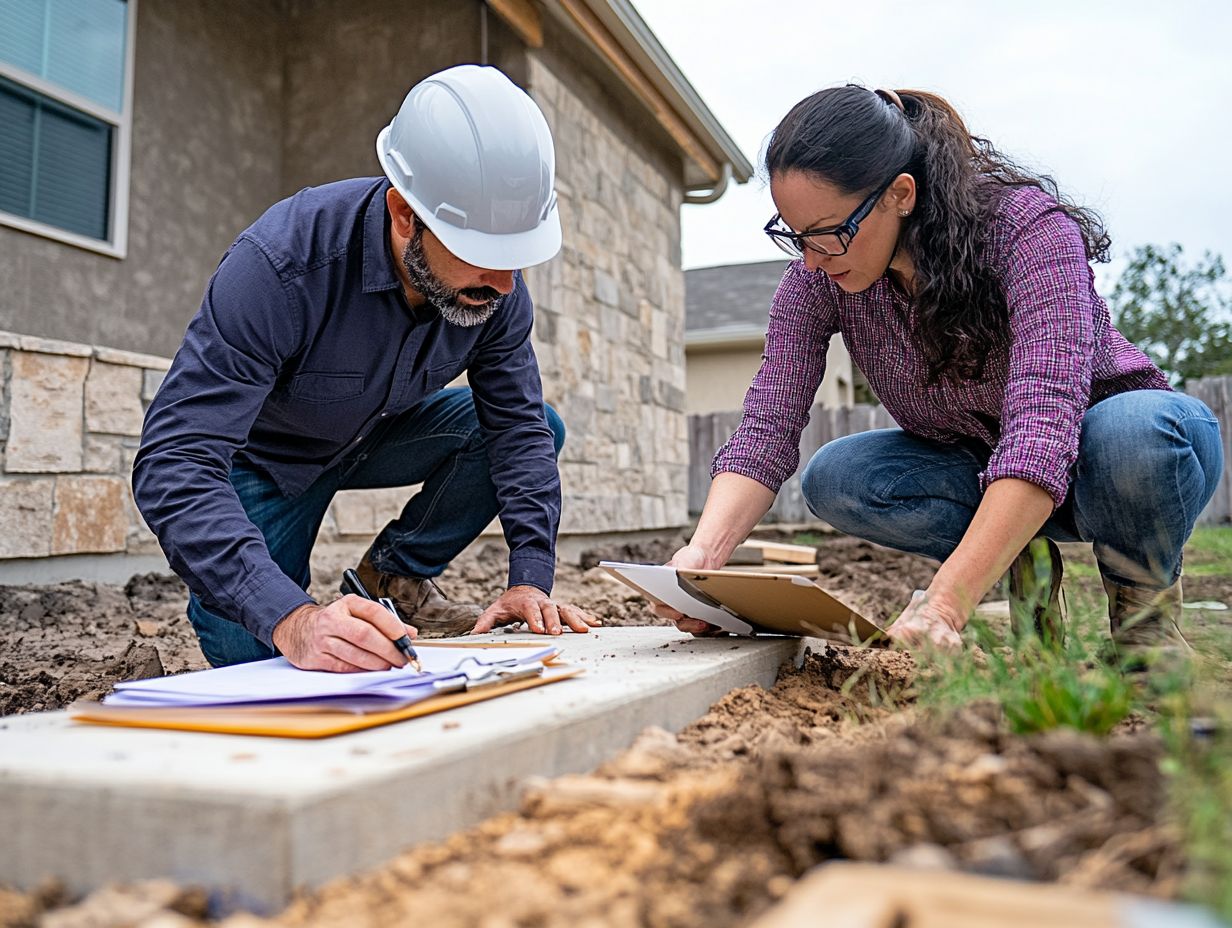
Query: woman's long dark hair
[{"left": 764, "top": 85, "right": 1110, "bottom": 383}]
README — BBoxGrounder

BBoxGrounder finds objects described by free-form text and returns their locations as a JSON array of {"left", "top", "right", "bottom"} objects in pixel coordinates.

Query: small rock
[
  {"left": 135, "top": 913, "right": 199, "bottom": 928},
  {"left": 957, "top": 836, "right": 1034, "bottom": 880},
  {"left": 522, "top": 774, "right": 665, "bottom": 813},
  {"left": 117, "top": 642, "right": 165, "bottom": 682},
  {"left": 493, "top": 827, "right": 549, "bottom": 859},
  {"left": 135, "top": 621, "right": 162, "bottom": 638},
  {"left": 41, "top": 880, "right": 193, "bottom": 928},
  {"left": 216, "top": 915, "right": 270, "bottom": 928},
  {"left": 888, "top": 842, "right": 958, "bottom": 871}
]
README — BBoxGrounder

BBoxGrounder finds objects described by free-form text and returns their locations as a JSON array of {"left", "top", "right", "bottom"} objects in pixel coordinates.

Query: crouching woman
[{"left": 669, "top": 85, "right": 1223, "bottom": 660}]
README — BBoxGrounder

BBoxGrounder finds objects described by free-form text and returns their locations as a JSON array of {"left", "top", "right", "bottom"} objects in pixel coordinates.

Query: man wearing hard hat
[{"left": 134, "top": 66, "right": 599, "bottom": 672}]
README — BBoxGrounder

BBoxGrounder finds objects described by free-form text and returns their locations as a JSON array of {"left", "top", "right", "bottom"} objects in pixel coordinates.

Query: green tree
[{"left": 1110, "top": 243, "right": 1232, "bottom": 387}]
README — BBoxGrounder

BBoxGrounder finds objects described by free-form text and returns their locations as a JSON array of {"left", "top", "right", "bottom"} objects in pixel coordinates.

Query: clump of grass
[
  {"left": 791, "top": 531, "right": 829, "bottom": 547},
  {"left": 913, "top": 570, "right": 1232, "bottom": 918},
  {"left": 917, "top": 592, "right": 1136, "bottom": 736}
]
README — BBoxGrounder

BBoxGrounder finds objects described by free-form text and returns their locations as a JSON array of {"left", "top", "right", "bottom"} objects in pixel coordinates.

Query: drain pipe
[{"left": 683, "top": 162, "right": 732, "bottom": 205}]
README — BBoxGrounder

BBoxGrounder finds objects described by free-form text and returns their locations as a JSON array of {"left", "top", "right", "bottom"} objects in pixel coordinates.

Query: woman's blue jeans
[
  {"left": 800, "top": 391, "right": 1223, "bottom": 591},
  {"left": 187, "top": 387, "right": 566, "bottom": 668}
]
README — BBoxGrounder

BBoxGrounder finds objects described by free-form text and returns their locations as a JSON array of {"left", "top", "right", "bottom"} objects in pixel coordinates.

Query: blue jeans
[
  {"left": 187, "top": 387, "right": 566, "bottom": 667},
  {"left": 800, "top": 391, "right": 1223, "bottom": 591}
]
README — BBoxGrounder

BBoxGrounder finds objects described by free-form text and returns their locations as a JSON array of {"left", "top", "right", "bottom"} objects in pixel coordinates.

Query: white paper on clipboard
[{"left": 598, "top": 561, "right": 754, "bottom": 635}]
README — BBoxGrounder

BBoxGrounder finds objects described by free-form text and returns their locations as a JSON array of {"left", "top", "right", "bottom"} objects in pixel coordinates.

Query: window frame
[{"left": 0, "top": 0, "right": 137, "bottom": 259}]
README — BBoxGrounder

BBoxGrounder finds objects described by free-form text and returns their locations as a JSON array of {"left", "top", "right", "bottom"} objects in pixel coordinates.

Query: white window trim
[{"left": 0, "top": 0, "right": 137, "bottom": 259}]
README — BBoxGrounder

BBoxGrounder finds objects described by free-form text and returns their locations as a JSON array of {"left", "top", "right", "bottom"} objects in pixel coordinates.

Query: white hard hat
[{"left": 376, "top": 65, "right": 561, "bottom": 271}]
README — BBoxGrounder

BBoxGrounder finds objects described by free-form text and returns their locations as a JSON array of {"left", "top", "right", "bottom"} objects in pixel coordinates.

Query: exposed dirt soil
[
  {"left": 0, "top": 534, "right": 939, "bottom": 716},
  {"left": 0, "top": 574, "right": 204, "bottom": 716},
  {"left": 1, "top": 646, "right": 1182, "bottom": 928},
  {"left": 2, "top": 527, "right": 1223, "bottom": 927}
]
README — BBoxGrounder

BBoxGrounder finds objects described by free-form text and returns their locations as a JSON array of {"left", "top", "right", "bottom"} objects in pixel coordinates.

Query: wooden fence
[
  {"left": 688, "top": 403, "right": 897, "bottom": 523},
  {"left": 1189, "top": 375, "right": 1231, "bottom": 524},
  {"left": 689, "top": 377, "right": 1232, "bottom": 525}
]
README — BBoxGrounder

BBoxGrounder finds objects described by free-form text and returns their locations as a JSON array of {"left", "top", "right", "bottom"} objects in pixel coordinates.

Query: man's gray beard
[{"left": 401, "top": 227, "right": 501, "bottom": 328}]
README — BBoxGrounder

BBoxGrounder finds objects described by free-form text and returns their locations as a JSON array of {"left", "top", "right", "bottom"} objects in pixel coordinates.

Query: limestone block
[
  {"left": 84, "top": 434, "right": 125, "bottom": 473},
  {"left": 85, "top": 361, "right": 145, "bottom": 436},
  {"left": 593, "top": 269, "right": 619, "bottom": 309},
  {"left": 0, "top": 477, "right": 55, "bottom": 558},
  {"left": 651, "top": 309, "right": 668, "bottom": 359},
  {"left": 5, "top": 351, "right": 88, "bottom": 473},
  {"left": 93, "top": 346, "right": 172, "bottom": 371},
  {"left": 142, "top": 369, "right": 166, "bottom": 404},
  {"left": 329, "top": 487, "right": 414, "bottom": 538},
  {"left": 600, "top": 306, "right": 623, "bottom": 342},
  {"left": 124, "top": 479, "right": 161, "bottom": 555},
  {"left": 51, "top": 476, "right": 128, "bottom": 555},
  {"left": 126, "top": 516, "right": 161, "bottom": 556},
  {"left": 0, "top": 333, "right": 91, "bottom": 356}
]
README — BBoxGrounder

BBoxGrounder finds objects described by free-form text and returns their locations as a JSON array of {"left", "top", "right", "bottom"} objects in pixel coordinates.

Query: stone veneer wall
[
  {"left": 0, "top": 332, "right": 166, "bottom": 561},
  {"left": 521, "top": 54, "right": 689, "bottom": 534}
]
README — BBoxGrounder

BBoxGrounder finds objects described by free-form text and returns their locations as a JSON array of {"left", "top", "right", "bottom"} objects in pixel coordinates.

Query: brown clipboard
[
  {"left": 680, "top": 569, "right": 884, "bottom": 642},
  {"left": 601, "top": 562, "right": 883, "bottom": 643}
]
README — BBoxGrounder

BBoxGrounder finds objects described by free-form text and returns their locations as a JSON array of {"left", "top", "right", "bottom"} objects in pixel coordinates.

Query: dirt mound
[
  {"left": 264, "top": 652, "right": 1178, "bottom": 928},
  {"left": 0, "top": 576, "right": 203, "bottom": 716}
]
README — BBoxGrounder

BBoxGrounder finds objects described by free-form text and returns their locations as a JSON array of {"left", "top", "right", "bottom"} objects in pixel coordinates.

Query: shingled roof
[{"left": 684, "top": 259, "right": 790, "bottom": 338}]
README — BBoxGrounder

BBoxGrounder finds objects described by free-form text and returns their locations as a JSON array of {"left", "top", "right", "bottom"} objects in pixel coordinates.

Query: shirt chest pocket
[
  {"left": 287, "top": 371, "right": 366, "bottom": 403},
  {"left": 424, "top": 357, "right": 472, "bottom": 393}
]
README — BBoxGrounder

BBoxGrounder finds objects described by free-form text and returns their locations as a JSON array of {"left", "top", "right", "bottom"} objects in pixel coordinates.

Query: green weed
[{"left": 918, "top": 592, "right": 1136, "bottom": 736}]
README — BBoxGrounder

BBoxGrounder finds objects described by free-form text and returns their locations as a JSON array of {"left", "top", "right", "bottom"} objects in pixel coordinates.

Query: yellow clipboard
[{"left": 69, "top": 665, "right": 582, "bottom": 739}]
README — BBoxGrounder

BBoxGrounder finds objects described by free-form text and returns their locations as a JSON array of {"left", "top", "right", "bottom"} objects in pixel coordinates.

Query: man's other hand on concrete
[{"left": 472, "top": 585, "right": 600, "bottom": 636}]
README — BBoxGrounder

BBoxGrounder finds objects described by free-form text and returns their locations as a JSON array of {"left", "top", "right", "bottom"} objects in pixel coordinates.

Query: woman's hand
[
  {"left": 886, "top": 589, "right": 964, "bottom": 653},
  {"left": 652, "top": 543, "right": 723, "bottom": 636}
]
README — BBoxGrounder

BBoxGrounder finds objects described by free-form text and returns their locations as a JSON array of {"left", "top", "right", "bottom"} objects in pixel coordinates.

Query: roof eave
[{"left": 538, "top": 0, "right": 754, "bottom": 192}]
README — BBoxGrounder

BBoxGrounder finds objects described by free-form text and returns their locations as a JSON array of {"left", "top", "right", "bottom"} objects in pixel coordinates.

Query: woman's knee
[{"left": 1080, "top": 391, "right": 1222, "bottom": 483}]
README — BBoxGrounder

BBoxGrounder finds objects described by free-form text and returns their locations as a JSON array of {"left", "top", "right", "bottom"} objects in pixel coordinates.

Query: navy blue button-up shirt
[{"left": 133, "top": 177, "right": 561, "bottom": 646}]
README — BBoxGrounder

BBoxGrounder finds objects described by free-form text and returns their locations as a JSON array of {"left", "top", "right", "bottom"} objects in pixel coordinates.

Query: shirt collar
[{"left": 362, "top": 179, "right": 402, "bottom": 294}]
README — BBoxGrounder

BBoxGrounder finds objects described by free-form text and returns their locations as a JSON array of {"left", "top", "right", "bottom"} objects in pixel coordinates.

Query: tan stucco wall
[{"left": 686, "top": 338, "right": 854, "bottom": 415}]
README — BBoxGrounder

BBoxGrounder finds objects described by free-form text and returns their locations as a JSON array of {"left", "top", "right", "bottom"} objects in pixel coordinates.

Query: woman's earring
[{"left": 898, "top": 209, "right": 911, "bottom": 217}]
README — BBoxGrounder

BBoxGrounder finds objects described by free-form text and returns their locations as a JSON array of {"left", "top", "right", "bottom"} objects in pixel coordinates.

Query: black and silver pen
[{"left": 340, "top": 568, "right": 421, "bottom": 672}]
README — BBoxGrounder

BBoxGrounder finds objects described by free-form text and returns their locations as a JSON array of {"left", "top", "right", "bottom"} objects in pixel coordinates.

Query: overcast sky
[{"left": 638, "top": 1, "right": 1231, "bottom": 288}]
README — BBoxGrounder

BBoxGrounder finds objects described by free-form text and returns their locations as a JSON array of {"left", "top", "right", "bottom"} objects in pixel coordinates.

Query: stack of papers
[{"left": 104, "top": 644, "right": 560, "bottom": 714}]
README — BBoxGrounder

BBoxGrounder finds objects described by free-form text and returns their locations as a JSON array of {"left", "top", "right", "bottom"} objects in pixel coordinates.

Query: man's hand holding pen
[{"left": 272, "top": 596, "right": 419, "bottom": 673}]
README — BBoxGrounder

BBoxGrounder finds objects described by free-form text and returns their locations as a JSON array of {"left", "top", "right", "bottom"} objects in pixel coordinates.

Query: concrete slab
[{"left": 0, "top": 627, "right": 809, "bottom": 912}]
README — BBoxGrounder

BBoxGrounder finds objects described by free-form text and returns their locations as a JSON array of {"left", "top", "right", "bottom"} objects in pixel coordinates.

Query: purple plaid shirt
[{"left": 712, "top": 186, "right": 1169, "bottom": 508}]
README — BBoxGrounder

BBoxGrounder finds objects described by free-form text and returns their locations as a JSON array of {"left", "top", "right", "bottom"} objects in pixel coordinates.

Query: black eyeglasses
[{"left": 764, "top": 177, "right": 896, "bottom": 258}]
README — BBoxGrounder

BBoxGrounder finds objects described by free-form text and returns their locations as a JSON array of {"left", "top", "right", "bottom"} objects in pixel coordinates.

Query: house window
[{"left": 0, "top": 0, "right": 135, "bottom": 255}]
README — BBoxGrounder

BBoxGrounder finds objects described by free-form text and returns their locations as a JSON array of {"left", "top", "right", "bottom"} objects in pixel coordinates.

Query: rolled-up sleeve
[
  {"left": 979, "top": 208, "right": 1095, "bottom": 508},
  {"left": 132, "top": 238, "right": 312, "bottom": 646},
  {"left": 711, "top": 264, "right": 838, "bottom": 492}
]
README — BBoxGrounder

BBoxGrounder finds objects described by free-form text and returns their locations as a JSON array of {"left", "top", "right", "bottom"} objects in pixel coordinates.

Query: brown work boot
[
  {"left": 354, "top": 552, "right": 483, "bottom": 638},
  {"left": 1102, "top": 575, "right": 1191, "bottom": 672},
  {"left": 1008, "top": 537, "right": 1066, "bottom": 647}
]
